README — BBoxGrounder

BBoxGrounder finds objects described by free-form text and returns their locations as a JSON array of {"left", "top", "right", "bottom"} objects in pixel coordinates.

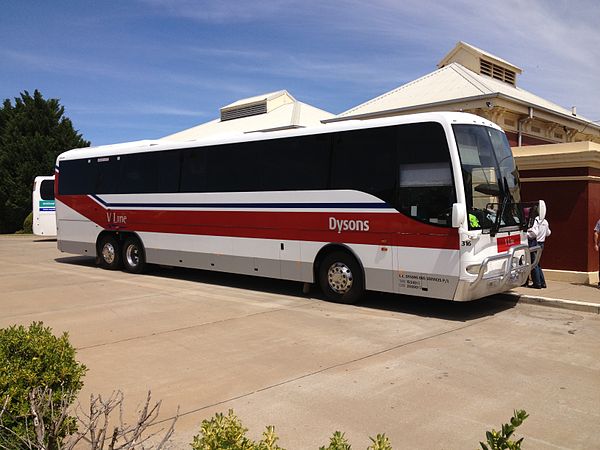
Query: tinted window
[
  {"left": 180, "top": 147, "right": 208, "bottom": 192},
  {"left": 120, "top": 150, "right": 180, "bottom": 193},
  {"left": 396, "top": 123, "right": 455, "bottom": 226},
  {"left": 331, "top": 126, "right": 397, "bottom": 204},
  {"left": 206, "top": 142, "right": 259, "bottom": 192},
  {"left": 180, "top": 135, "right": 330, "bottom": 193},
  {"left": 255, "top": 134, "right": 330, "bottom": 191},
  {"left": 40, "top": 179, "right": 55, "bottom": 200},
  {"left": 96, "top": 156, "right": 120, "bottom": 194},
  {"left": 58, "top": 158, "right": 97, "bottom": 195}
]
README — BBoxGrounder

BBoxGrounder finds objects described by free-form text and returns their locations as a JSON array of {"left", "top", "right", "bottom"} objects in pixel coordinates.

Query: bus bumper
[{"left": 453, "top": 243, "right": 542, "bottom": 301}]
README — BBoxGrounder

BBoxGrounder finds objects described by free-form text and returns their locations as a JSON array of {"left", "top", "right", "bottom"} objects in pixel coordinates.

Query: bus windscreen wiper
[{"left": 491, "top": 177, "right": 511, "bottom": 237}]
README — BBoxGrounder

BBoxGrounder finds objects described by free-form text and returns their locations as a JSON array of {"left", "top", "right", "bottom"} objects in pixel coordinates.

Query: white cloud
[
  {"left": 70, "top": 103, "right": 207, "bottom": 117},
  {"left": 140, "top": 0, "right": 298, "bottom": 23}
]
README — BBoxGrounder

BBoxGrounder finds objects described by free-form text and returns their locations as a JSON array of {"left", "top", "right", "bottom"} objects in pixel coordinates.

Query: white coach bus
[
  {"left": 32, "top": 175, "right": 57, "bottom": 237},
  {"left": 54, "top": 112, "right": 541, "bottom": 303}
]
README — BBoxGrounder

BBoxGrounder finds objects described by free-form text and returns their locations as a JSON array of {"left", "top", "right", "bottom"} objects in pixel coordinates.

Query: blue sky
[{"left": 2, "top": 0, "right": 599, "bottom": 146}]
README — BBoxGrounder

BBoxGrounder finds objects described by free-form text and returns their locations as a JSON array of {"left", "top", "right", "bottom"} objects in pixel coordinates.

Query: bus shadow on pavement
[
  {"left": 54, "top": 256, "right": 517, "bottom": 321},
  {"left": 149, "top": 265, "right": 517, "bottom": 320},
  {"left": 55, "top": 255, "right": 96, "bottom": 267},
  {"left": 359, "top": 291, "right": 518, "bottom": 321}
]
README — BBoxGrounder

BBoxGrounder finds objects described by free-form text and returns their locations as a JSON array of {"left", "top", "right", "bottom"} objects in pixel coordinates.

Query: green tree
[{"left": 0, "top": 90, "right": 89, "bottom": 233}]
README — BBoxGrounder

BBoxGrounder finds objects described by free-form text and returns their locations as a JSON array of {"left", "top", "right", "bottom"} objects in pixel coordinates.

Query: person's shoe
[
  {"left": 541, "top": 284, "right": 547, "bottom": 288},
  {"left": 532, "top": 285, "right": 542, "bottom": 289}
]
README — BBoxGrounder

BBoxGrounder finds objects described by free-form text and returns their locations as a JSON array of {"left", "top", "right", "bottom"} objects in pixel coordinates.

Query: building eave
[
  {"left": 323, "top": 93, "right": 501, "bottom": 123},
  {"left": 325, "top": 92, "right": 600, "bottom": 134}
]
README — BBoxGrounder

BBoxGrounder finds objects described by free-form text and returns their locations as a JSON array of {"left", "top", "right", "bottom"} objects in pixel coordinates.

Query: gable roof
[
  {"left": 163, "top": 91, "right": 334, "bottom": 141},
  {"left": 331, "top": 62, "right": 598, "bottom": 130}
]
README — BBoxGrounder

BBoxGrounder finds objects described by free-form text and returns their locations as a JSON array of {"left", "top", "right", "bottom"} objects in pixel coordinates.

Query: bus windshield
[{"left": 453, "top": 124, "right": 523, "bottom": 232}]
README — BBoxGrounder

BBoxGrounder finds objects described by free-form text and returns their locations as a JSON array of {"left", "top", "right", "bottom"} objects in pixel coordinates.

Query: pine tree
[{"left": 0, "top": 90, "right": 90, "bottom": 233}]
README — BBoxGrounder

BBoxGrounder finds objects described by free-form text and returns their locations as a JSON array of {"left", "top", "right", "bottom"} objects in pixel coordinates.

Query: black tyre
[
  {"left": 318, "top": 251, "right": 364, "bottom": 304},
  {"left": 98, "top": 235, "right": 122, "bottom": 270},
  {"left": 122, "top": 236, "right": 147, "bottom": 274}
]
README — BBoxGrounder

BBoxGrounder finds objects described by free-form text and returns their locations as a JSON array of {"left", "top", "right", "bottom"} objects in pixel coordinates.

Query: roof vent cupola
[
  {"left": 438, "top": 41, "right": 522, "bottom": 86},
  {"left": 220, "top": 90, "right": 296, "bottom": 122}
]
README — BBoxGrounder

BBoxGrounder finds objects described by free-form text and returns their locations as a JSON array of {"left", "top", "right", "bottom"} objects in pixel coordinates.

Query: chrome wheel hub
[
  {"left": 327, "top": 262, "right": 353, "bottom": 294},
  {"left": 102, "top": 243, "right": 115, "bottom": 264},
  {"left": 126, "top": 244, "right": 139, "bottom": 267}
]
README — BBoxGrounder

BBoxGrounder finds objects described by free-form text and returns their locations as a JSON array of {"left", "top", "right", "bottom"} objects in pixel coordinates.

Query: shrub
[
  {"left": 319, "top": 431, "right": 352, "bottom": 450},
  {"left": 191, "top": 409, "right": 529, "bottom": 449},
  {"left": 367, "top": 434, "right": 392, "bottom": 450},
  {"left": 480, "top": 409, "right": 529, "bottom": 450},
  {"left": 21, "top": 211, "right": 33, "bottom": 234},
  {"left": 191, "top": 410, "right": 398, "bottom": 450},
  {"left": 191, "top": 409, "right": 284, "bottom": 450},
  {"left": 0, "top": 322, "right": 87, "bottom": 449}
]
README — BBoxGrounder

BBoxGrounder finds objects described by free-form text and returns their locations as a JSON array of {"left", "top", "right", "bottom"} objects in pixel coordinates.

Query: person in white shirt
[{"left": 527, "top": 214, "right": 551, "bottom": 289}]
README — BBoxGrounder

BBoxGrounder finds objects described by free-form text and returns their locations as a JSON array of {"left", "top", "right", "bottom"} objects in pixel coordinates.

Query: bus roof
[{"left": 57, "top": 111, "right": 500, "bottom": 162}]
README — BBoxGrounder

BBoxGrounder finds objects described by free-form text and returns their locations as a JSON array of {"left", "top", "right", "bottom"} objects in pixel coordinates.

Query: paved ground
[
  {"left": 1, "top": 235, "right": 599, "bottom": 449},
  {"left": 508, "top": 280, "right": 600, "bottom": 314}
]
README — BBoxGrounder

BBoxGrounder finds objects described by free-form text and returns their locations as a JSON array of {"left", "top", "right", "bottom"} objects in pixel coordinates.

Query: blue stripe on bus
[{"left": 90, "top": 195, "right": 389, "bottom": 210}]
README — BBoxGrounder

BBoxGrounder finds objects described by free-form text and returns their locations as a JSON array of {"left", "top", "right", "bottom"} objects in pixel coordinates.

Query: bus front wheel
[
  {"left": 122, "top": 236, "right": 147, "bottom": 274},
  {"left": 98, "top": 235, "right": 122, "bottom": 270},
  {"left": 318, "top": 251, "right": 364, "bottom": 304}
]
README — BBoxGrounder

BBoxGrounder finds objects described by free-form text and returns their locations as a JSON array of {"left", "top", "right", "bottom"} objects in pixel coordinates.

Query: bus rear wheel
[
  {"left": 122, "top": 236, "right": 147, "bottom": 274},
  {"left": 318, "top": 251, "right": 364, "bottom": 304},
  {"left": 98, "top": 235, "right": 122, "bottom": 270}
]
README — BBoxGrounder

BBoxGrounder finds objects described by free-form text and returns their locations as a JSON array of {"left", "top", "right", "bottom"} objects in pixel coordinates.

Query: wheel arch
[{"left": 313, "top": 243, "right": 365, "bottom": 284}]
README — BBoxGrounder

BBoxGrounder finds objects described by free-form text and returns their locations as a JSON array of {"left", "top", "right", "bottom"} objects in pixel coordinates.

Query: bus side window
[
  {"left": 96, "top": 157, "right": 120, "bottom": 194},
  {"left": 58, "top": 159, "right": 97, "bottom": 195},
  {"left": 331, "top": 126, "right": 396, "bottom": 204},
  {"left": 257, "top": 135, "right": 330, "bottom": 191},
  {"left": 119, "top": 151, "right": 180, "bottom": 194},
  {"left": 396, "top": 123, "right": 456, "bottom": 226},
  {"left": 180, "top": 147, "right": 208, "bottom": 192}
]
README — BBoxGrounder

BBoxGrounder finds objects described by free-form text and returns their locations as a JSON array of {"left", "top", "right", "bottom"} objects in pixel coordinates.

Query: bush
[
  {"left": 367, "top": 434, "right": 392, "bottom": 450},
  {"left": 319, "top": 431, "right": 351, "bottom": 450},
  {"left": 0, "top": 322, "right": 87, "bottom": 449},
  {"left": 191, "top": 410, "right": 395, "bottom": 450},
  {"left": 191, "top": 409, "right": 283, "bottom": 450},
  {"left": 21, "top": 211, "right": 33, "bottom": 234},
  {"left": 480, "top": 410, "right": 529, "bottom": 450}
]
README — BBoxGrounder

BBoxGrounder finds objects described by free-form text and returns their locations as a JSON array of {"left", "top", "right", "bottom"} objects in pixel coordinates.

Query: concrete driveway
[{"left": 1, "top": 235, "right": 599, "bottom": 449}]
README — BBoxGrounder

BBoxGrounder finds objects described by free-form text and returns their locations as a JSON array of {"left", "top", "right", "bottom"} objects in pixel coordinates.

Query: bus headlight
[
  {"left": 466, "top": 264, "right": 481, "bottom": 275},
  {"left": 511, "top": 256, "right": 525, "bottom": 269}
]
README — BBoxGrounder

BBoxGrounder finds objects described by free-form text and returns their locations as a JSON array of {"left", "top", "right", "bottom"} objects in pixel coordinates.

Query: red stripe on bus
[{"left": 57, "top": 194, "right": 460, "bottom": 250}]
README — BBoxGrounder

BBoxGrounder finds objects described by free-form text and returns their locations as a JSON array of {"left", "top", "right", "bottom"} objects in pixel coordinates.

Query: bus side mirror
[
  {"left": 452, "top": 203, "right": 467, "bottom": 228},
  {"left": 538, "top": 199, "right": 546, "bottom": 222}
]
